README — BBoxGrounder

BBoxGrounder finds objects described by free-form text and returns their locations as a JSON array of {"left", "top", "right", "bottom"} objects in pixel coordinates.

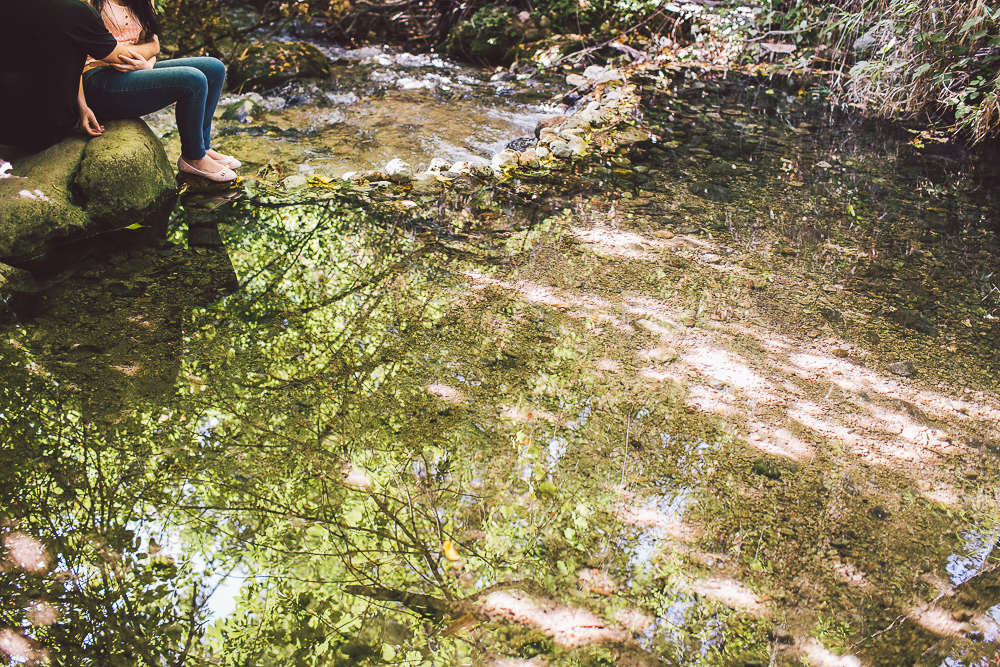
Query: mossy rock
[
  {"left": 0, "top": 119, "right": 177, "bottom": 266},
  {"left": 221, "top": 98, "right": 265, "bottom": 122},
  {"left": 75, "top": 119, "right": 178, "bottom": 228},
  {"left": 229, "top": 41, "right": 331, "bottom": 91},
  {"left": 445, "top": 7, "right": 536, "bottom": 65}
]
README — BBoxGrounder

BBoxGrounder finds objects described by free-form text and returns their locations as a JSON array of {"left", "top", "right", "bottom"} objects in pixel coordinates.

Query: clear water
[{"left": 2, "top": 61, "right": 999, "bottom": 667}]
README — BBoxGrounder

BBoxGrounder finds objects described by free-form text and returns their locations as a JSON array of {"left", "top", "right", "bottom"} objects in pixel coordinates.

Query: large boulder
[
  {"left": 229, "top": 41, "right": 332, "bottom": 91},
  {"left": 0, "top": 119, "right": 178, "bottom": 289}
]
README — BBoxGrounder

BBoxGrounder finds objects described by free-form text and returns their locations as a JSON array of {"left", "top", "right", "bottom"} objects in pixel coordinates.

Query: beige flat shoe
[
  {"left": 177, "top": 156, "right": 237, "bottom": 182},
  {"left": 211, "top": 153, "right": 242, "bottom": 169}
]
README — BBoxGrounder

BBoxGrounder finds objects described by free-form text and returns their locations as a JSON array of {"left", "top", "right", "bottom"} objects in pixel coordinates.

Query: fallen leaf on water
[
  {"left": 442, "top": 613, "right": 478, "bottom": 636},
  {"left": 578, "top": 567, "right": 618, "bottom": 596},
  {"left": 442, "top": 540, "right": 461, "bottom": 562}
]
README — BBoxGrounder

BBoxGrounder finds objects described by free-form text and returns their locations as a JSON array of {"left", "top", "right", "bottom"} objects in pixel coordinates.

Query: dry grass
[{"left": 829, "top": 0, "right": 999, "bottom": 142}]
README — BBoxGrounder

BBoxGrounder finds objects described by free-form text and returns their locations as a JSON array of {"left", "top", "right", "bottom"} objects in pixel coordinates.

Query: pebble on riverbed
[
  {"left": 492, "top": 151, "right": 519, "bottom": 171},
  {"left": 384, "top": 159, "right": 414, "bottom": 184},
  {"left": 888, "top": 361, "right": 916, "bottom": 377}
]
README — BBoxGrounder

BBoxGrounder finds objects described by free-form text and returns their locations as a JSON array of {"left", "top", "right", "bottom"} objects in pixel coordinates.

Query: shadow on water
[{"left": 2, "top": 75, "right": 1000, "bottom": 667}]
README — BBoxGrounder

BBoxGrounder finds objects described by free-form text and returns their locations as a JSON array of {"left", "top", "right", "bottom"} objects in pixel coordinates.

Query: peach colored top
[{"left": 83, "top": 2, "right": 145, "bottom": 73}]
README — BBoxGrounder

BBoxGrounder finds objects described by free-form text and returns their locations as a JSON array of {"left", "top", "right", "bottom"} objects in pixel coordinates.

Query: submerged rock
[
  {"left": 0, "top": 120, "right": 178, "bottom": 275},
  {"left": 615, "top": 126, "right": 651, "bottom": 146},
  {"left": 688, "top": 182, "right": 734, "bottom": 203},
  {"left": 887, "top": 308, "right": 937, "bottom": 335},
  {"left": 888, "top": 361, "right": 915, "bottom": 377}
]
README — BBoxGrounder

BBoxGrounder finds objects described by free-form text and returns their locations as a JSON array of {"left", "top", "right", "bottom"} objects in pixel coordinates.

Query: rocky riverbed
[{"left": 1, "top": 47, "right": 999, "bottom": 667}]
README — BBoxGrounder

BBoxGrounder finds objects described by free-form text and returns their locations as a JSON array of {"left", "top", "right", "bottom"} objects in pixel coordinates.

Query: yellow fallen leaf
[
  {"left": 442, "top": 613, "right": 478, "bottom": 636},
  {"left": 442, "top": 540, "right": 461, "bottom": 562}
]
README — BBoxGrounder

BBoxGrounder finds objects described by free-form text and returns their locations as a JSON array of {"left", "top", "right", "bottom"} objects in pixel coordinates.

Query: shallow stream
[{"left": 2, "top": 52, "right": 1000, "bottom": 667}]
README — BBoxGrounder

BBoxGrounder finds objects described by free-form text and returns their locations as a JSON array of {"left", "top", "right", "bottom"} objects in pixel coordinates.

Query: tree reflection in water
[{"left": 1, "top": 191, "right": 997, "bottom": 667}]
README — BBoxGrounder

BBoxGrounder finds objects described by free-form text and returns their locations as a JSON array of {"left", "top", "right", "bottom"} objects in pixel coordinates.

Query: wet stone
[
  {"left": 534, "top": 114, "right": 566, "bottom": 138},
  {"left": 752, "top": 458, "right": 783, "bottom": 480},
  {"left": 688, "top": 182, "right": 734, "bottom": 203},
  {"left": 887, "top": 308, "right": 937, "bottom": 335},
  {"left": 505, "top": 136, "right": 536, "bottom": 152},
  {"left": 888, "top": 361, "right": 915, "bottom": 377}
]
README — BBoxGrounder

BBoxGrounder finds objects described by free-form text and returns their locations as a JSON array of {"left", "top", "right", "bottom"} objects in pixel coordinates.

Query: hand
[
  {"left": 79, "top": 106, "right": 104, "bottom": 137},
  {"left": 111, "top": 49, "right": 153, "bottom": 72}
]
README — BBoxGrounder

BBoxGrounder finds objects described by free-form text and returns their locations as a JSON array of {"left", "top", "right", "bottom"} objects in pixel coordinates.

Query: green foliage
[
  {"left": 445, "top": 5, "right": 529, "bottom": 65},
  {"left": 753, "top": 0, "right": 1000, "bottom": 143}
]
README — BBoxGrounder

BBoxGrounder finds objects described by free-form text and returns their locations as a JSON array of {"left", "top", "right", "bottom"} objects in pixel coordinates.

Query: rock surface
[
  {"left": 0, "top": 119, "right": 178, "bottom": 288},
  {"left": 888, "top": 361, "right": 916, "bottom": 377},
  {"left": 384, "top": 159, "right": 414, "bottom": 184}
]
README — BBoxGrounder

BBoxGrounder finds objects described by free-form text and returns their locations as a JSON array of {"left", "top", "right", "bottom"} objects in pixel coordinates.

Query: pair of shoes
[
  {"left": 211, "top": 153, "right": 242, "bottom": 169},
  {"left": 177, "top": 156, "right": 237, "bottom": 182}
]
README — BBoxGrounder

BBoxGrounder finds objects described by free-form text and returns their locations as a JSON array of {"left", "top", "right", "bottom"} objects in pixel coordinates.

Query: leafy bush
[
  {"left": 753, "top": 0, "right": 1000, "bottom": 143},
  {"left": 444, "top": 5, "right": 531, "bottom": 65}
]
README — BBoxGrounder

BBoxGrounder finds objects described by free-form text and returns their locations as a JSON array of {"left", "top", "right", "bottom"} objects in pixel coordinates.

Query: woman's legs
[
  {"left": 151, "top": 57, "right": 226, "bottom": 153},
  {"left": 83, "top": 57, "right": 227, "bottom": 162}
]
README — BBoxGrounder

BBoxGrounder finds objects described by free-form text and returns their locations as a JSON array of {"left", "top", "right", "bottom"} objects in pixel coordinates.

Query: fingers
[
  {"left": 82, "top": 115, "right": 104, "bottom": 137},
  {"left": 114, "top": 53, "right": 152, "bottom": 71},
  {"left": 111, "top": 60, "right": 148, "bottom": 72}
]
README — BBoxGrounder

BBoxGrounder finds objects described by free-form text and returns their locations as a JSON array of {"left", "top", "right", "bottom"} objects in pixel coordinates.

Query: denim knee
[
  {"left": 176, "top": 68, "right": 209, "bottom": 96},
  {"left": 206, "top": 58, "right": 226, "bottom": 81}
]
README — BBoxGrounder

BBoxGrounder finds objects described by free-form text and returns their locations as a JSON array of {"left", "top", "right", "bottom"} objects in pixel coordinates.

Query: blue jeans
[{"left": 83, "top": 57, "right": 226, "bottom": 160}]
